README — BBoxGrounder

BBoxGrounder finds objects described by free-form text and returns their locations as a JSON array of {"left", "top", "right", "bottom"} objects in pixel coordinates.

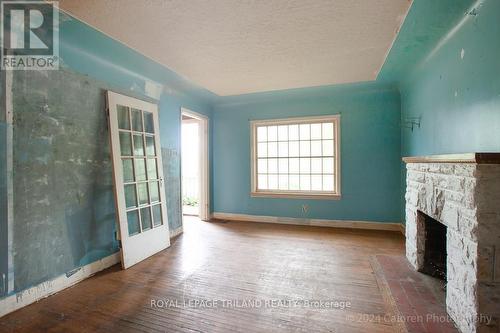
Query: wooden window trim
[{"left": 250, "top": 115, "right": 341, "bottom": 199}]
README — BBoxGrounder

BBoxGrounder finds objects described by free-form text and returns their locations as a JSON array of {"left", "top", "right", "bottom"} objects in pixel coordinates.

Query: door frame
[{"left": 180, "top": 108, "right": 209, "bottom": 221}]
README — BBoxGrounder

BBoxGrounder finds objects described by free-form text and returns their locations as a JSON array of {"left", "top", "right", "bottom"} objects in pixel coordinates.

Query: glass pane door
[
  {"left": 117, "top": 106, "right": 164, "bottom": 236},
  {"left": 107, "top": 91, "right": 170, "bottom": 269}
]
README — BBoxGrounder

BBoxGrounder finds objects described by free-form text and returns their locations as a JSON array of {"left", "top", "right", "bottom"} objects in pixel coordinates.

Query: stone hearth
[{"left": 404, "top": 153, "right": 500, "bottom": 333}]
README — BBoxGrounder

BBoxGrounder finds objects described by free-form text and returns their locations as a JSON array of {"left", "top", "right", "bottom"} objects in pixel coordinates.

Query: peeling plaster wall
[
  {"left": 11, "top": 69, "right": 118, "bottom": 290},
  {"left": 0, "top": 71, "right": 8, "bottom": 297},
  {"left": 0, "top": 120, "right": 7, "bottom": 297},
  {"left": 399, "top": 0, "right": 500, "bottom": 156},
  {"left": 0, "top": 10, "right": 213, "bottom": 298}
]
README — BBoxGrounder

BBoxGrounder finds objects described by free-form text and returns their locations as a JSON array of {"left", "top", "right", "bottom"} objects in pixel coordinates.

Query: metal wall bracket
[{"left": 403, "top": 116, "right": 421, "bottom": 132}]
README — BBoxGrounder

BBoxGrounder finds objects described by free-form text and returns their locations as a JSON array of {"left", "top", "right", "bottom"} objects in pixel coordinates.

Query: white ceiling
[{"left": 59, "top": 0, "right": 411, "bottom": 96}]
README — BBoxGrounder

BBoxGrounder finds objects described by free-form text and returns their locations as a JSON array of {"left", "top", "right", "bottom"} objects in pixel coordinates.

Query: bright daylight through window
[{"left": 251, "top": 115, "right": 340, "bottom": 199}]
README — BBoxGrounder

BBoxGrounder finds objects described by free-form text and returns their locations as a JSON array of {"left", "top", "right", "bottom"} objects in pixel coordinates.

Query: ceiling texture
[{"left": 59, "top": 0, "right": 412, "bottom": 96}]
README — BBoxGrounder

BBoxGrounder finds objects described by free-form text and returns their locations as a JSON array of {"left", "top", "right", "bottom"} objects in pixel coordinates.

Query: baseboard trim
[
  {"left": 212, "top": 212, "right": 403, "bottom": 232},
  {"left": 0, "top": 252, "right": 120, "bottom": 318},
  {"left": 399, "top": 223, "right": 406, "bottom": 236},
  {"left": 170, "top": 226, "right": 183, "bottom": 238}
]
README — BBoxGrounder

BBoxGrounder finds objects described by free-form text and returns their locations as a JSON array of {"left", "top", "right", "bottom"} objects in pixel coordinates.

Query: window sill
[{"left": 250, "top": 191, "right": 341, "bottom": 200}]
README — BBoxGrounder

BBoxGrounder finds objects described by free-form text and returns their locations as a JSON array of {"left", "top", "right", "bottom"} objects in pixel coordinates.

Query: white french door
[{"left": 107, "top": 91, "right": 170, "bottom": 269}]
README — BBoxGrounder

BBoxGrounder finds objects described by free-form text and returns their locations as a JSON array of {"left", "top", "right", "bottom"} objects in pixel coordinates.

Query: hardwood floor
[{"left": 0, "top": 216, "right": 405, "bottom": 332}]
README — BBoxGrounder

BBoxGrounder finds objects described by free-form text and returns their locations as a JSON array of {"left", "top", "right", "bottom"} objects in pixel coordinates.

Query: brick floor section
[{"left": 371, "top": 255, "right": 459, "bottom": 333}]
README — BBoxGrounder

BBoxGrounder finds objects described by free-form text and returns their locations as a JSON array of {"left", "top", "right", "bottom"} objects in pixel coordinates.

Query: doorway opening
[{"left": 180, "top": 108, "right": 209, "bottom": 221}]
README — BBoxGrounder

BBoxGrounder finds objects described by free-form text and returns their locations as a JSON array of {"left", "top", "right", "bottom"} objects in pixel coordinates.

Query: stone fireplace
[{"left": 404, "top": 153, "right": 500, "bottom": 333}]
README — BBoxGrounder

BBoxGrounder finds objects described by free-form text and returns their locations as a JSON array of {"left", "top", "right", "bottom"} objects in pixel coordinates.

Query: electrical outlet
[{"left": 302, "top": 204, "right": 309, "bottom": 214}]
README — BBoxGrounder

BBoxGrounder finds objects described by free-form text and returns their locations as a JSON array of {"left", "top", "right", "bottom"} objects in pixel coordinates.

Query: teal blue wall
[
  {"left": 378, "top": 0, "right": 474, "bottom": 84},
  {"left": 380, "top": 0, "right": 500, "bottom": 156},
  {"left": 0, "top": 9, "right": 214, "bottom": 298},
  {"left": 378, "top": 0, "right": 500, "bottom": 223},
  {"left": 210, "top": 0, "right": 500, "bottom": 225},
  {"left": 212, "top": 83, "right": 402, "bottom": 222},
  {"left": 399, "top": 0, "right": 500, "bottom": 156}
]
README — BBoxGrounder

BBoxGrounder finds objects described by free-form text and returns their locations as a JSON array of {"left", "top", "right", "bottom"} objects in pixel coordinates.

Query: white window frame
[{"left": 250, "top": 115, "right": 341, "bottom": 200}]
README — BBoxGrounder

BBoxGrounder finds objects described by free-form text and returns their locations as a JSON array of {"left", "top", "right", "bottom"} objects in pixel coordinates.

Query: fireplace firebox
[{"left": 419, "top": 211, "right": 447, "bottom": 280}]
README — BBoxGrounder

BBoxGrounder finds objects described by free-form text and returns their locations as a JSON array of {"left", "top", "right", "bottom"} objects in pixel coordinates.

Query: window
[{"left": 251, "top": 115, "right": 340, "bottom": 199}]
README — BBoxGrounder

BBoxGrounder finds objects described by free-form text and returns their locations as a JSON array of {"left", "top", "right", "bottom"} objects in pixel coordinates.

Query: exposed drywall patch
[
  {"left": 162, "top": 148, "right": 181, "bottom": 231},
  {"left": 4, "top": 70, "right": 14, "bottom": 296},
  {"left": 10, "top": 69, "right": 119, "bottom": 292},
  {"left": 0, "top": 121, "right": 7, "bottom": 297},
  {"left": 0, "top": 72, "right": 8, "bottom": 298}
]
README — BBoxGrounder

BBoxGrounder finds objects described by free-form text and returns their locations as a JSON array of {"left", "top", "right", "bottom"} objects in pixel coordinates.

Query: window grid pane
[
  {"left": 255, "top": 120, "right": 337, "bottom": 194},
  {"left": 117, "top": 105, "right": 130, "bottom": 130},
  {"left": 145, "top": 136, "right": 156, "bottom": 156},
  {"left": 152, "top": 204, "right": 163, "bottom": 227},
  {"left": 131, "top": 108, "right": 143, "bottom": 132},
  {"left": 144, "top": 112, "right": 155, "bottom": 133}
]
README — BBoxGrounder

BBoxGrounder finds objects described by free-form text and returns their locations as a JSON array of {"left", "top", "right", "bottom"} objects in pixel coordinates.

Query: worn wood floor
[{"left": 0, "top": 216, "right": 405, "bottom": 332}]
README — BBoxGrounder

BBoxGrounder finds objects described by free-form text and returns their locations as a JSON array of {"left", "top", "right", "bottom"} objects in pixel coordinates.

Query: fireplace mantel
[{"left": 403, "top": 152, "right": 500, "bottom": 164}]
